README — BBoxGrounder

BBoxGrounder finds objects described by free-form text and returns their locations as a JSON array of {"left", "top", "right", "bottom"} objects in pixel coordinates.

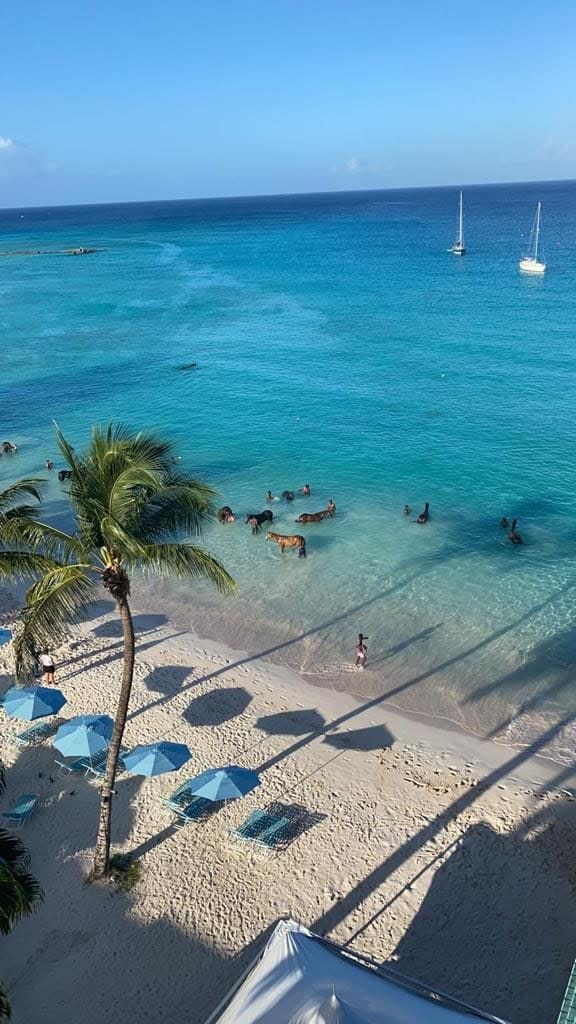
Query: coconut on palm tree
[
  {"left": 2, "top": 424, "right": 235, "bottom": 879},
  {"left": 0, "top": 762, "right": 43, "bottom": 1020}
]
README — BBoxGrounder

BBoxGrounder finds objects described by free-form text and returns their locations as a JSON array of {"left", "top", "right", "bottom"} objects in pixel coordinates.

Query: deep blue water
[{"left": 2, "top": 182, "right": 576, "bottom": 757}]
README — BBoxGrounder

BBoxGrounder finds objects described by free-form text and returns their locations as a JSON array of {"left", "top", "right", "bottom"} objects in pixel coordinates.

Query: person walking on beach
[
  {"left": 38, "top": 650, "right": 56, "bottom": 685},
  {"left": 355, "top": 634, "right": 368, "bottom": 669}
]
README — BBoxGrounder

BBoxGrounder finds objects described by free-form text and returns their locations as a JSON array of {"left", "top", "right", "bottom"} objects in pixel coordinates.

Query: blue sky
[{"left": 1, "top": 0, "right": 575, "bottom": 206}]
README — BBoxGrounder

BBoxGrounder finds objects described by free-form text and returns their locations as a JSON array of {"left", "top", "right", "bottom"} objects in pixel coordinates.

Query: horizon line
[{"left": 1, "top": 175, "right": 575, "bottom": 214}]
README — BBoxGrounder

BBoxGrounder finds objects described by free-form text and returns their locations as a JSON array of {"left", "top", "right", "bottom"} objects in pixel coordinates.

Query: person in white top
[{"left": 38, "top": 651, "right": 56, "bottom": 685}]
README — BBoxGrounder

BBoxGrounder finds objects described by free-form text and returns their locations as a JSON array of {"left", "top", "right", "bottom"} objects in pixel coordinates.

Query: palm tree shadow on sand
[{"left": 308, "top": 710, "right": 576, "bottom": 1024}]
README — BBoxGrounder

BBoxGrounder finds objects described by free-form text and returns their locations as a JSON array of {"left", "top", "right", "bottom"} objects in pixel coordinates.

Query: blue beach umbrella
[
  {"left": 3, "top": 685, "right": 67, "bottom": 721},
  {"left": 53, "top": 715, "right": 114, "bottom": 758},
  {"left": 187, "top": 765, "right": 260, "bottom": 802},
  {"left": 122, "top": 742, "right": 192, "bottom": 778}
]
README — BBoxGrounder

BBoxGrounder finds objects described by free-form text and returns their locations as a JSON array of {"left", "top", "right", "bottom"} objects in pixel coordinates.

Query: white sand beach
[{"left": 1, "top": 596, "right": 576, "bottom": 1024}]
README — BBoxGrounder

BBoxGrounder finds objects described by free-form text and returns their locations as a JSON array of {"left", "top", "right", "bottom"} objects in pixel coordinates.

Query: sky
[{"left": 1, "top": 0, "right": 576, "bottom": 207}]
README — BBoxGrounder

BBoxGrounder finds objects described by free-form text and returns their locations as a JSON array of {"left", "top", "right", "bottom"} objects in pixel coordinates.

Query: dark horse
[
  {"left": 246, "top": 510, "right": 274, "bottom": 534},
  {"left": 416, "top": 502, "right": 430, "bottom": 524}
]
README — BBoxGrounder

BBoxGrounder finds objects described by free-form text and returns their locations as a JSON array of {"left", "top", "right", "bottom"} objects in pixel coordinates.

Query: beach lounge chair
[
  {"left": 55, "top": 756, "right": 93, "bottom": 776},
  {"left": 557, "top": 959, "right": 576, "bottom": 1024},
  {"left": 173, "top": 795, "right": 214, "bottom": 828},
  {"left": 253, "top": 815, "right": 291, "bottom": 849},
  {"left": 163, "top": 779, "right": 194, "bottom": 812},
  {"left": 13, "top": 718, "right": 63, "bottom": 747},
  {"left": 84, "top": 746, "right": 128, "bottom": 780},
  {"left": 232, "top": 809, "right": 279, "bottom": 843},
  {"left": 2, "top": 794, "right": 39, "bottom": 829}
]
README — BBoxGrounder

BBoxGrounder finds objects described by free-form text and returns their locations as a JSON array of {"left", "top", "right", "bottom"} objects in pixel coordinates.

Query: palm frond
[
  {"left": 15, "top": 565, "right": 97, "bottom": 677},
  {"left": 0, "top": 480, "right": 44, "bottom": 513},
  {"left": 99, "top": 516, "right": 148, "bottom": 560},
  {"left": 0, "top": 552, "right": 60, "bottom": 581},
  {"left": 0, "top": 982, "right": 10, "bottom": 1021},
  {"left": 134, "top": 543, "right": 236, "bottom": 594},
  {"left": 54, "top": 423, "right": 83, "bottom": 477},
  {"left": 134, "top": 480, "right": 217, "bottom": 542},
  {"left": 0, "top": 518, "right": 85, "bottom": 563},
  {"left": 0, "top": 829, "right": 43, "bottom": 935}
]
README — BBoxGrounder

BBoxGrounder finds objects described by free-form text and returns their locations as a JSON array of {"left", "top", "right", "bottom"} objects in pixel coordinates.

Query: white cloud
[
  {"left": 0, "top": 135, "right": 50, "bottom": 183},
  {"left": 542, "top": 136, "right": 575, "bottom": 160},
  {"left": 346, "top": 156, "right": 360, "bottom": 172}
]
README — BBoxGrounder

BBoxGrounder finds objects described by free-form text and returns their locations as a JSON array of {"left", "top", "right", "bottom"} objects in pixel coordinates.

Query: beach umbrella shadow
[
  {"left": 256, "top": 709, "right": 326, "bottom": 736},
  {"left": 324, "top": 724, "right": 394, "bottom": 752},
  {"left": 183, "top": 686, "right": 252, "bottom": 727},
  {"left": 145, "top": 664, "right": 195, "bottom": 696}
]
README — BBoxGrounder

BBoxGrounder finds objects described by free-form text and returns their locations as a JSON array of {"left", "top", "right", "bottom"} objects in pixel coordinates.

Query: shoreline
[
  {"left": 2, "top": 581, "right": 574, "bottom": 788},
  {"left": 130, "top": 578, "right": 576, "bottom": 777}
]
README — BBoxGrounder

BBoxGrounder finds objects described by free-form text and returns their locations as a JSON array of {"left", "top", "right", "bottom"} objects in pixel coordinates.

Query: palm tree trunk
[{"left": 91, "top": 596, "right": 135, "bottom": 880}]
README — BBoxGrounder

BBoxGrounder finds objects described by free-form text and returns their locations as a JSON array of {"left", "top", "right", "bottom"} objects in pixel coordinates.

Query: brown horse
[
  {"left": 293, "top": 501, "right": 334, "bottom": 524},
  {"left": 295, "top": 508, "right": 331, "bottom": 523},
  {"left": 266, "top": 531, "right": 307, "bottom": 557}
]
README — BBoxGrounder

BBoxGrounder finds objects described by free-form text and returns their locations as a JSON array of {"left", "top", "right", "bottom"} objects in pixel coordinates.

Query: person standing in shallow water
[{"left": 355, "top": 634, "right": 368, "bottom": 669}]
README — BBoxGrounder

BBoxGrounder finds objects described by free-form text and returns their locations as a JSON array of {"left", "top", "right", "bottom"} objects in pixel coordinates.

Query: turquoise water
[{"left": 2, "top": 182, "right": 576, "bottom": 756}]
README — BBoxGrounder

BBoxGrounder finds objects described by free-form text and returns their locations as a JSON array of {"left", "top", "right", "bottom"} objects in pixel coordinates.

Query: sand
[{"left": 1, "top": 597, "right": 576, "bottom": 1024}]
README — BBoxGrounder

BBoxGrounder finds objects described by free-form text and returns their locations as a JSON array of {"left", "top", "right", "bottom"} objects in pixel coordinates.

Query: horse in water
[
  {"left": 266, "top": 531, "right": 307, "bottom": 557},
  {"left": 416, "top": 502, "right": 430, "bottom": 524},
  {"left": 508, "top": 519, "right": 523, "bottom": 545},
  {"left": 295, "top": 505, "right": 335, "bottom": 523},
  {"left": 246, "top": 510, "right": 274, "bottom": 534},
  {"left": 217, "top": 506, "right": 234, "bottom": 523}
]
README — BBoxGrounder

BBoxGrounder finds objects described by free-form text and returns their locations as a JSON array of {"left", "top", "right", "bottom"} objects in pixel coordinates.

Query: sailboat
[
  {"left": 519, "top": 202, "right": 546, "bottom": 274},
  {"left": 450, "top": 191, "right": 466, "bottom": 255}
]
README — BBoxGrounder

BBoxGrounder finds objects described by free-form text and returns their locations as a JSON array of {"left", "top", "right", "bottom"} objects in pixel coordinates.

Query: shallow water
[{"left": 3, "top": 183, "right": 576, "bottom": 758}]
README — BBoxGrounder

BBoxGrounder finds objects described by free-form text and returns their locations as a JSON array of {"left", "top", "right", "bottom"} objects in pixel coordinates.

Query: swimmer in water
[
  {"left": 300, "top": 484, "right": 311, "bottom": 496},
  {"left": 499, "top": 517, "right": 509, "bottom": 529},
  {"left": 265, "top": 490, "right": 279, "bottom": 503},
  {"left": 45, "top": 460, "right": 54, "bottom": 470},
  {"left": 403, "top": 504, "right": 412, "bottom": 516}
]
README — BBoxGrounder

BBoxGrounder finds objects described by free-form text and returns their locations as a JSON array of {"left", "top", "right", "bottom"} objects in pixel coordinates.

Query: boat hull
[
  {"left": 519, "top": 257, "right": 546, "bottom": 275},
  {"left": 451, "top": 245, "right": 466, "bottom": 255}
]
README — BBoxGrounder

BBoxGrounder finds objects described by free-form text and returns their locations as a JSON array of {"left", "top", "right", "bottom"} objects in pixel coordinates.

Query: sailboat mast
[
  {"left": 459, "top": 191, "right": 464, "bottom": 245},
  {"left": 534, "top": 202, "right": 541, "bottom": 260}
]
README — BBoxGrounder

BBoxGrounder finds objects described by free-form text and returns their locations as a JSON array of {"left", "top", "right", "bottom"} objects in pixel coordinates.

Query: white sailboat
[
  {"left": 450, "top": 191, "right": 466, "bottom": 255},
  {"left": 519, "top": 202, "right": 546, "bottom": 274}
]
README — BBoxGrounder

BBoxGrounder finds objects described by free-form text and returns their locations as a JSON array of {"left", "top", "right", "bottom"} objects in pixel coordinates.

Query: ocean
[{"left": 2, "top": 181, "right": 576, "bottom": 761}]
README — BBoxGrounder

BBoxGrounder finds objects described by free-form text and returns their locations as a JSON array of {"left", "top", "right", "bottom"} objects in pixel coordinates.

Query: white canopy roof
[{"left": 207, "top": 920, "right": 508, "bottom": 1024}]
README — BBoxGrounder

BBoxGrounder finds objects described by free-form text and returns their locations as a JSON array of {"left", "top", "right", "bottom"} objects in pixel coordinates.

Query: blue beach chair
[
  {"left": 2, "top": 794, "right": 39, "bottom": 829},
  {"left": 55, "top": 756, "right": 92, "bottom": 776},
  {"left": 231, "top": 809, "right": 278, "bottom": 843},
  {"left": 85, "top": 746, "right": 128, "bottom": 780},
  {"left": 14, "top": 718, "right": 63, "bottom": 747},
  {"left": 163, "top": 779, "right": 194, "bottom": 812},
  {"left": 173, "top": 795, "right": 214, "bottom": 828},
  {"left": 232, "top": 809, "right": 293, "bottom": 852},
  {"left": 253, "top": 816, "right": 291, "bottom": 849}
]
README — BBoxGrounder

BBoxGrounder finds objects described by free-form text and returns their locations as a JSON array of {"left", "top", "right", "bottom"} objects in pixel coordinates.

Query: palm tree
[
  {"left": 4, "top": 424, "right": 235, "bottom": 879},
  {"left": 0, "top": 763, "right": 43, "bottom": 1020}
]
